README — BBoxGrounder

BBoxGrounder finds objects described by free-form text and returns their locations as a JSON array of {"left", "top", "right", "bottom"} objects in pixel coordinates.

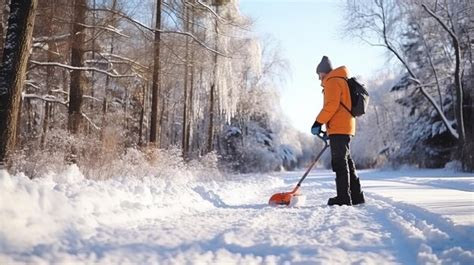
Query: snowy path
[{"left": 1, "top": 167, "right": 473, "bottom": 264}]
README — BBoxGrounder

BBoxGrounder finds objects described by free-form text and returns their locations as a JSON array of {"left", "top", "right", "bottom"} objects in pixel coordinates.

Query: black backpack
[{"left": 330, "top": 77, "right": 369, "bottom": 117}]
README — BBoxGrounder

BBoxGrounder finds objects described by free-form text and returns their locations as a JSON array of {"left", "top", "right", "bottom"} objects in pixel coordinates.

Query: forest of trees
[
  {"left": 0, "top": 0, "right": 316, "bottom": 177},
  {"left": 0, "top": 0, "right": 472, "bottom": 176},
  {"left": 345, "top": 0, "right": 473, "bottom": 172}
]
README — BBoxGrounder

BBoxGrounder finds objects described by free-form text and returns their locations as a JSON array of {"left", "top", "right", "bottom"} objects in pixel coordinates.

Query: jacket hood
[{"left": 322, "top": 66, "right": 349, "bottom": 86}]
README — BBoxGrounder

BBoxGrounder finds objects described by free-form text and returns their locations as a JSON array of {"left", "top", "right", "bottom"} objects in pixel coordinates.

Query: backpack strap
[
  {"left": 340, "top": 101, "right": 351, "bottom": 114},
  {"left": 326, "top": 76, "right": 352, "bottom": 115}
]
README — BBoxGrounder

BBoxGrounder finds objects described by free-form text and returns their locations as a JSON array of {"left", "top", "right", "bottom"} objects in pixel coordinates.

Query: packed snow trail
[{"left": 0, "top": 166, "right": 473, "bottom": 264}]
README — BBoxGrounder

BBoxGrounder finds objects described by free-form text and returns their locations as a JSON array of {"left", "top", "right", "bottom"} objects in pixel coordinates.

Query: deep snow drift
[{"left": 0, "top": 166, "right": 473, "bottom": 264}]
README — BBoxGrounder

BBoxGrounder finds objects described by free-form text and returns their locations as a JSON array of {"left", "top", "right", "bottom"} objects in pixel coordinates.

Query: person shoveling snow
[
  {"left": 269, "top": 56, "right": 368, "bottom": 207},
  {"left": 312, "top": 55, "right": 366, "bottom": 206}
]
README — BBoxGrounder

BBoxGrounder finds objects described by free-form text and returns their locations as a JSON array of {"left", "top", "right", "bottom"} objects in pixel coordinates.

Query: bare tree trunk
[
  {"left": 89, "top": 0, "right": 97, "bottom": 116},
  {"left": 41, "top": 0, "right": 57, "bottom": 148},
  {"left": 196, "top": 66, "right": 204, "bottom": 153},
  {"left": 207, "top": 4, "right": 219, "bottom": 153},
  {"left": 68, "top": 0, "right": 87, "bottom": 134},
  {"left": 40, "top": 101, "right": 50, "bottom": 147},
  {"left": 100, "top": 97, "right": 107, "bottom": 141},
  {"left": 208, "top": 83, "right": 216, "bottom": 152},
  {"left": 138, "top": 84, "right": 146, "bottom": 146},
  {"left": 187, "top": 52, "right": 195, "bottom": 156},
  {"left": 182, "top": 1, "right": 190, "bottom": 157},
  {"left": 0, "top": 0, "right": 10, "bottom": 59},
  {"left": 26, "top": 98, "right": 32, "bottom": 133},
  {"left": 150, "top": 0, "right": 162, "bottom": 144},
  {"left": 466, "top": 27, "right": 474, "bottom": 172},
  {"left": 102, "top": 35, "right": 113, "bottom": 138},
  {"left": 0, "top": 1, "right": 3, "bottom": 55},
  {"left": 123, "top": 85, "right": 129, "bottom": 131},
  {"left": 187, "top": 2, "right": 196, "bottom": 156},
  {"left": 158, "top": 85, "right": 166, "bottom": 147},
  {"left": 0, "top": 0, "right": 38, "bottom": 164}
]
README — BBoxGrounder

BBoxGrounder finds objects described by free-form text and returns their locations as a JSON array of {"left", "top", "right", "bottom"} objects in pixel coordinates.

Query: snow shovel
[{"left": 268, "top": 130, "right": 329, "bottom": 206}]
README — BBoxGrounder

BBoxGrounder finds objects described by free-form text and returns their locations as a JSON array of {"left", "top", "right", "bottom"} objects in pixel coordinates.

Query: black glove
[{"left": 311, "top": 121, "right": 322, "bottom": 135}]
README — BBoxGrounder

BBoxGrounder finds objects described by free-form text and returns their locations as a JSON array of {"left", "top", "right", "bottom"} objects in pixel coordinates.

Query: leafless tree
[
  {"left": 344, "top": 0, "right": 473, "bottom": 170},
  {"left": 150, "top": 0, "right": 162, "bottom": 144},
  {"left": 68, "top": 0, "right": 87, "bottom": 134},
  {"left": 0, "top": 0, "right": 38, "bottom": 165}
]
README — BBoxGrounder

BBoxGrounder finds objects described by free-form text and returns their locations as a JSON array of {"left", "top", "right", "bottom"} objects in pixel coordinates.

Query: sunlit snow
[{"left": 1, "top": 166, "right": 472, "bottom": 264}]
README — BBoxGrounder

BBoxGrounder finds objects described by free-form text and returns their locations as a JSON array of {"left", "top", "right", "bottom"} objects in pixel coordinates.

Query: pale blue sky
[{"left": 239, "top": 0, "right": 386, "bottom": 134}]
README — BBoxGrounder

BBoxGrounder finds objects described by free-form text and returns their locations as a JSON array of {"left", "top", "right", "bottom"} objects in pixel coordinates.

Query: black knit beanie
[{"left": 316, "top": 56, "right": 333, "bottom": 74}]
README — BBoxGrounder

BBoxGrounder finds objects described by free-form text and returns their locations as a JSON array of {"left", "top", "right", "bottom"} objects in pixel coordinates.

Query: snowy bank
[
  {"left": 0, "top": 165, "right": 282, "bottom": 263},
  {"left": 0, "top": 167, "right": 473, "bottom": 264}
]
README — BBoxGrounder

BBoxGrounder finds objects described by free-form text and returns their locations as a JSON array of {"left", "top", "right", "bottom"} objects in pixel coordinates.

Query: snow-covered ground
[{"left": 1, "top": 166, "right": 473, "bottom": 264}]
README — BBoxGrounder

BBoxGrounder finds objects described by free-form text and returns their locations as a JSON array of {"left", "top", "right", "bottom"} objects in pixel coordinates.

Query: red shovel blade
[{"left": 268, "top": 191, "right": 295, "bottom": 206}]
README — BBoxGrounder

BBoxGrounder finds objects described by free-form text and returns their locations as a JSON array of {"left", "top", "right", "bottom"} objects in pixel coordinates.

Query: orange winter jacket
[{"left": 315, "top": 66, "right": 356, "bottom": 136}]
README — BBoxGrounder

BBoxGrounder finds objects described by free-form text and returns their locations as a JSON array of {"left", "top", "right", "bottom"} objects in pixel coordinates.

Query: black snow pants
[{"left": 329, "top": 135, "right": 362, "bottom": 200}]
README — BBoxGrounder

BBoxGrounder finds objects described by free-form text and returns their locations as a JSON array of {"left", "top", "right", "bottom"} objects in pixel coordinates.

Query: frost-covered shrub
[
  {"left": 186, "top": 151, "right": 223, "bottom": 181},
  {"left": 11, "top": 128, "right": 123, "bottom": 179},
  {"left": 219, "top": 120, "right": 318, "bottom": 173},
  {"left": 9, "top": 125, "right": 234, "bottom": 182},
  {"left": 10, "top": 127, "right": 223, "bottom": 180},
  {"left": 279, "top": 145, "right": 297, "bottom": 171},
  {"left": 220, "top": 124, "right": 280, "bottom": 173},
  {"left": 10, "top": 146, "right": 68, "bottom": 179},
  {"left": 238, "top": 141, "right": 281, "bottom": 173}
]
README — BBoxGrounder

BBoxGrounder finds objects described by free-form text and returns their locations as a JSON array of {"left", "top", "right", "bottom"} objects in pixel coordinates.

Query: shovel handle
[{"left": 291, "top": 131, "right": 329, "bottom": 192}]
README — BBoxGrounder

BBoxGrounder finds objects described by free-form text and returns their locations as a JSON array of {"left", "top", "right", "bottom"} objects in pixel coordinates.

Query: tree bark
[
  {"left": 0, "top": 0, "right": 38, "bottom": 164},
  {"left": 182, "top": 2, "right": 189, "bottom": 157},
  {"left": 207, "top": 4, "right": 219, "bottom": 153},
  {"left": 68, "top": 0, "right": 87, "bottom": 134},
  {"left": 41, "top": 0, "right": 57, "bottom": 148},
  {"left": 158, "top": 84, "right": 168, "bottom": 148},
  {"left": 40, "top": 101, "right": 50, "bottom": 147},
  {"left": 188, "top": 3, "right": 196, "bottom": 155},
  {"left": 138, "top": 84, "right": 146, "bottom": 146},
  {"left": 0, "top": 0, "right": 10, "bottom": 60},
  {"left": 150, "top": 0, "right": 162, "bottom": 144}
]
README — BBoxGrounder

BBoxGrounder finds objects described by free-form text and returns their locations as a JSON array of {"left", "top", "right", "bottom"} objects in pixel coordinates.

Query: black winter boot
[
  {"left": 350, "top": 176, "right": 365, "bottom": 205},
  {"left": 327, "top": 196, "right": 352, "bottom": 206},
  {"left": 351, "top": 191, "right": 365, "bottom": 205},
  {"left": 327, "top": 175, "right": 352, "bottom": 206},
  {"left": 348, "top": 158, "right": 365, "bottom": 205}
]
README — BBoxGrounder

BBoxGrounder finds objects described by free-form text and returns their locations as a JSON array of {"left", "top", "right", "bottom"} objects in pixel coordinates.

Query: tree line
[
  {"left": 1, "top": 0, "right": 471, "bottom": 174},
  {"left": 345, "top": 0, "right": 473, "bottom": 171},
  {"left": 0, "top": 0, "right": 295, "bottom": 174}
]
